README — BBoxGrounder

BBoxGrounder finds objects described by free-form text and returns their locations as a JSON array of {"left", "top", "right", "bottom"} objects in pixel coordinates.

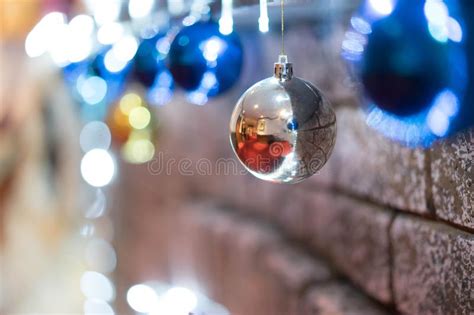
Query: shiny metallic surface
[
  {"left": 274, "top": 55, "right": 293, "bottom": 80},
  {"left": 230, "top": 65, "right": 336, "bottom": 184}
]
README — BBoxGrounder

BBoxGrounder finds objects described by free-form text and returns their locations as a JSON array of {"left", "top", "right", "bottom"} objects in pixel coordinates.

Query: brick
[
  {"left": 232, "top": 175, "right": 288, "bottom": 220},
  {"left": 206, "top": 208, "right": 243, "bottom": 304},
  {"left": 224, "top": 220, "right": 283, "bottom": 315},
  {"left": 167, "top": 203, "right": 223, "bottom": 287},
  {"left": 431, "top": 128, "right": 474, "bottom": 230},
  {"left": 302, "top": 282, "right": 391, "bottom": 315},
  {"left": 304, "top": 191, "right": 394, "bottom": 303},
  {"left": 164, "top": 202, "right": 237, "bottom": 299},
  {"left": 209, "top": 164, "right": 249, "bottom": 210},
  {"left": 118, "top": 160, "right": 187, "bottom": 206},
  {"left": 331, "top": 107, "right": 428, "bottom": 214},
  {"left": 263, "top": 245, "right": 333, "bottom": 315},
  {"left": 113, "top": 166, "right": 183, "bottom": 284},
  {"left": 303, "top": 162, "right": 335, "bottom": 189},
  {"left": 172, "top": 209, "right": 277, "bottom": 315},
  {"left": 391, "top": 215, "right": 474, "bottom": 315},
  {"left": 276, "top": 187, "right": 315, "bottom": 241},
  {"left": 167, "top": 205, "right": 200, "bottom": 284}
]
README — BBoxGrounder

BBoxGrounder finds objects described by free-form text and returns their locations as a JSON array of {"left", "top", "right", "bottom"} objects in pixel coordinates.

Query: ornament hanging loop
[{"left": 274, "top": 54, "right": 293, "bottom": 80}]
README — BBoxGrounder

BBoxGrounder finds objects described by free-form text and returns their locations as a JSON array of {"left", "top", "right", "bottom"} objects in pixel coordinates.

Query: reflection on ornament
[
  {"left": 230, "top": 55, "right": 336, "bottom": 184},
  {"left": 169, "top": 20, "right": 243, "bottom": 104},
  {"left": 343, "top": 0, "right": 470, "bottom": 146},
  {"left": 106, "top": 92, "right": 157, "bottom": 164}
]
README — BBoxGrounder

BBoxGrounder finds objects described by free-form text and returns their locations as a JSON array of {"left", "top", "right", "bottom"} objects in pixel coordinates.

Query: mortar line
[
  {"left": 387, "top": 211, "right": 398, "bottom": 313},
  {"left": 206, "top": 197, "right": 401, "bottom": 312},
  {"left": 424, "top": 147, "right": 436, "bottom": 217},
  {"left": 305, "top": 184, "right": 474, "bottom": 234}
]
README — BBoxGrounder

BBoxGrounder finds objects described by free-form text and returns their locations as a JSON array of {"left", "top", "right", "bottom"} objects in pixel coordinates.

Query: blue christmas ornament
[
  {"left": 132, "top": 33, "right": 174, "bottom": 106},
  {"left": 168, "top": 20, "right": 243, "bottom": 104},
  {"left": 456, "top": 0, "right": 474, "bottom": 134},
  {"left": 133, "top": 33, "right": 168, "bottom": 87},
  {"left": 91, "top": 46, "right": 132, "bottom": 101},
  {"left": 343, "top": 0, "right": 471, "bottom": 146},
  {"left": 62, "top": 45, "right": 133, "bottom": 121}
]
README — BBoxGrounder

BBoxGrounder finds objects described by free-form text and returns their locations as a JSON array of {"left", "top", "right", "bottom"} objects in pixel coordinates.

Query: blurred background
[{"left": 0, "top": 0, "right": 473, "bottom": 314}]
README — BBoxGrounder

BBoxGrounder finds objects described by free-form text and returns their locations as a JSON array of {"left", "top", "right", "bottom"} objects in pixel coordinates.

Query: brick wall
[{"left": 113, "top": 23, "right": 474, "bottom": 315}]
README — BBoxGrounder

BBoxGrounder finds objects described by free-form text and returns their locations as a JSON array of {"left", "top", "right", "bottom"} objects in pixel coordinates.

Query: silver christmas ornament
[{"left": 229, "top": 55, "right": 336, "bottom": 183}]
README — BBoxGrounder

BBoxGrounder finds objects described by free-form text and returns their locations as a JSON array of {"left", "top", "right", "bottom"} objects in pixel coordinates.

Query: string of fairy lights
[{"left": 24, "top": 0, "right": 269, "bottom": 314}]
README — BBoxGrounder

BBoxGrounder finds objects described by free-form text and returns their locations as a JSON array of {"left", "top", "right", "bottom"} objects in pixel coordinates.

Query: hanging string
[{"left": 280, "top": 0, "right": 285, "bottom": 55}]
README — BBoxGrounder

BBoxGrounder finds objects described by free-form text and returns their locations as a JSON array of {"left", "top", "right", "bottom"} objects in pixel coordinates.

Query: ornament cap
[{"left": 274, "top": 55, "right": 293, "bottom": 81}]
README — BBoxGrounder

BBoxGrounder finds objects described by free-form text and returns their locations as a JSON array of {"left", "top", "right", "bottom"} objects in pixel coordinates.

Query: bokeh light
[
  {"left": 127, "top": 284, "right": 160, "bottom": 313},
  {"left": 85, "top": 0, "right": 121, "bottom": 26},
  {"left": 122, "top": 136, "right": 155, "bottom": 164},
  {"left": 129, "top": 107, "right": 151, "bottom": 129},
  {"left": 162, "top": 287, "right": 198, "bottom": 311},
  {"left": 66, "top": 15, "right": 95, "bottom": 63},
  {"left": 259, "top": 0, "right": 269, "bottom": 33},
  {"left": 107, "top": 92, "right": 157, "bottom": 164},
  {"left": 80, "top": 223, "right": 96, "bottom": 238},
  {"left": 81, "top": 149, "right": 116, "bottom": 187},
  {"left": 80, "top": 271, "right": 115, "bottom": 302},
  {"left": 129, "top": 0, "right": 155, "bottom": 19},
  {"left": 84, "top": 299, "right": 115, "bottom": 315},
  {"left": 80, "top": 121, "right": 112, "bottom": 152},
  {"left": 97, "top": 22, "right": 124, "bottom": 45},
  {"left": 84, "top": 238, "right": 117, "bottom": 274},
  {"left": 103, "top": 35, "right": 139, "bottom": 73},
  {"left": 427, "top": 89, "right": 460, "bottom": 136},
  {"left": 219, "top": 0, "right": 234, "bottom": 35},
  {"left": 25, "top": 12, "right": 67, "bottom": 58},
  {"left": 155, "top": 287, "right": 198, "bottom": 315},
  {"left": 84, "top": 189, "right": 107, "bottom": 219},
  {"left": 120, "top": 92, "right": 142, "bottom": 114},
  {"left": 368, "top": 0, "right": 395, "bottom": 16},
  {"left": 25, "top": 12, "right": 96, "bottom": 66},
  {"left": 148, "top": 71, "right": 174, "bottom": 106},
  {"left": 79, "top": 76, "right": 108, "bottom": 105}
]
